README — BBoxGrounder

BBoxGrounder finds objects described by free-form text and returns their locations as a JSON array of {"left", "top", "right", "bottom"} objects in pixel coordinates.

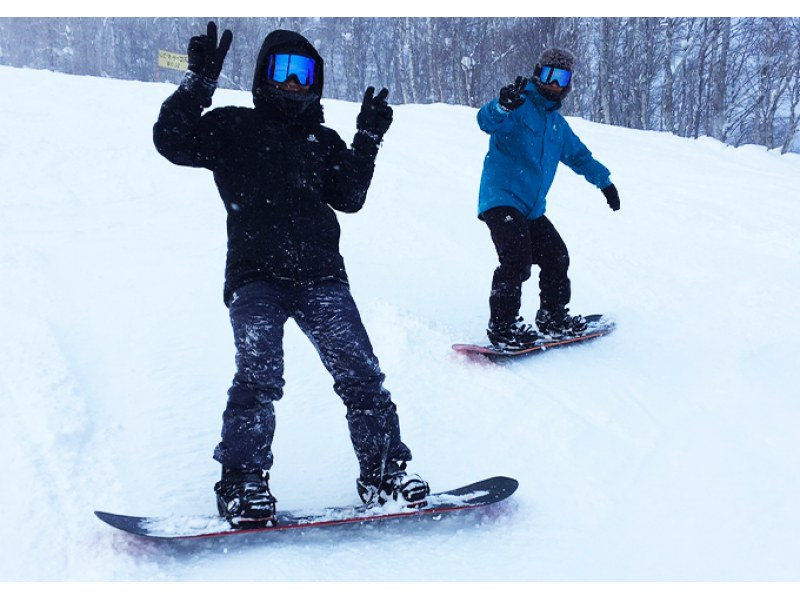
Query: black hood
[{"left": 252, "top": 29, "right": 324, "bottom": 120}]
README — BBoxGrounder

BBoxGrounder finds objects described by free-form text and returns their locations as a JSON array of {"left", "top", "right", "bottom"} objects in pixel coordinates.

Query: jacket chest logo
[{"left": 307, "top": 134, "right": 319, "bottom": 143}]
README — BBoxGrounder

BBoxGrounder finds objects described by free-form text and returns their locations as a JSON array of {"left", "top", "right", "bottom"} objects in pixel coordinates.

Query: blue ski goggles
[
  {"left": 267, "top": 53, "right": 316, "bottom": 86},
  {"left": 539, "top": 65, "right": 572, "bottom": 87}
]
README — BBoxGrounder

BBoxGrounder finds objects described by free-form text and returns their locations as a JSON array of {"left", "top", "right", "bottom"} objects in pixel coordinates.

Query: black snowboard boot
[
  {"left": 214, "top": 467, "right": 277, "bottom": 527},
  {"left": 357, "top": 461, "right": 430, "bottom": 508},
  {"left": 487, "top": 316, "right": 540, "bottom": 349},
  {"left": 535, "top": 307, "right": 588, "bottom": 337}
]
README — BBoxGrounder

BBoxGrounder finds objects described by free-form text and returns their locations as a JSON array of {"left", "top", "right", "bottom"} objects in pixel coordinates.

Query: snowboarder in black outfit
[
  {"left": 476, "top": 48, "right": 620, "bottom": 348},
  {"left": 153, "top": 22, "right": 428, "bottom": 526}
]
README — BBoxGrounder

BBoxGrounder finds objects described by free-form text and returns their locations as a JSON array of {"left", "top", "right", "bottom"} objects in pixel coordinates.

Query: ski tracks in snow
[{"left": 0, "top": 311, "right": 119, "bottom": 579}]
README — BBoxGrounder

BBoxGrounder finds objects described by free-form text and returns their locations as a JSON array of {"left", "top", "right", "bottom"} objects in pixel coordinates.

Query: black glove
[
  {"left": 602, "top": 184, "right": 620, "bottom": 211},
  {"left": 499, "top": 76, "right": 528, "bottom": 111},
  {"left": 187, "top": 21, "right": 233, "bottom": 82},
  {"left": 356, "top": 87, "right": 393, "bottom": 141}
]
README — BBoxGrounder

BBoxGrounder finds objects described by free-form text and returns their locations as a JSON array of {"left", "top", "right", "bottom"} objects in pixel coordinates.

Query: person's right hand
[
  {"left": 499, "top": 76, "right": 528, "bottom": 111},
  {"left": 187, "top": 21, "right": 233, "bottom": 81}
]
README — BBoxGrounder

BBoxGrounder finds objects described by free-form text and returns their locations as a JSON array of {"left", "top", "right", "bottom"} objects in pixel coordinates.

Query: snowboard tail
[
  {"left": 95, "top": 476, "right": 518, "bottom": 540},
  {"left": 453, "top": 314, "right": 614, "bottom": 359}
]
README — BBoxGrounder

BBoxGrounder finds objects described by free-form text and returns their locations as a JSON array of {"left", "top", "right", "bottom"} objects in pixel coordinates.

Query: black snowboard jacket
[{"left": 153, "top": 30, "right": 382, "bottom": 306}]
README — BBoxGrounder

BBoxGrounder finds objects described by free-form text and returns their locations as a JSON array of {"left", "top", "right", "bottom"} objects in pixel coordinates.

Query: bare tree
[{"left": 1, "top": 17, "right": 798, "bottom": 152}]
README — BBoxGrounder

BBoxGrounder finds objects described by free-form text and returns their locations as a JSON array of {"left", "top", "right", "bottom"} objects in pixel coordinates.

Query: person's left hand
[
  {"left": 602, "top": 184, "right": 620, "bottom": 211},
  {"left": 357, "top": 87, "right": 393, "bottom": 140}
]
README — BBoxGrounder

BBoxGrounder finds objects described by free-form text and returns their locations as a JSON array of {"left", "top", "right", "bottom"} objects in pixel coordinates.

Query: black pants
[
  {"left": 213, "top": 279, "right": 412, "bottom": 481},
  {"left": 483, "top": 206, "right": 571, "bottom": 326}
]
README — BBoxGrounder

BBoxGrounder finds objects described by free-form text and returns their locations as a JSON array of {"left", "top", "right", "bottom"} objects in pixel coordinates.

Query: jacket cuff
[
  {"left": 494, "top": 100, "right": 511, "bottom": 115},
  {"left": 180, "top": 71, "right": 217, "bottom": 108},
  {"left": 352, "top": 130, "right": 381, "bottom": 159}
]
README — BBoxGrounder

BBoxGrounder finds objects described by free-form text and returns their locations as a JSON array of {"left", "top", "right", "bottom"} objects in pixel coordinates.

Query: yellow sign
[{"left": 158, "top": 50, "right": 189, "bottom": 72}]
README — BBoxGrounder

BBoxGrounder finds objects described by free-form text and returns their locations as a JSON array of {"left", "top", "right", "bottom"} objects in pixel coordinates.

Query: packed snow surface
[{"left": 1, "top": 66, "right": 799, "bottom": 581}]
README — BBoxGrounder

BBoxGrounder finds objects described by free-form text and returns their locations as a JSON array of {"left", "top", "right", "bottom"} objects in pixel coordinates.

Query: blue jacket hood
[{"left": 527, "top": 82, "right": 562, "bottom": 112}]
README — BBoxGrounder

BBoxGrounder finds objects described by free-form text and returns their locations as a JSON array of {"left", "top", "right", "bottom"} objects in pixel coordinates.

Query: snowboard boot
[
  {"left": 487, "top": 316, "right": 540, "bottom": 349},
  {"left": 357, "top": 461, "right": 430, "bottom": 508},
  {"left": 214, "top": 467, "right": 277, "bottom": 528},
  {"left": 535, "top": 307, "right": 588, "bottom": 337}
]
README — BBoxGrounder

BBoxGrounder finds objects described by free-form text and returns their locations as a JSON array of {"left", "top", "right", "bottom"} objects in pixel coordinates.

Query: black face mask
[
  {"left": 534, "top": 80, "right": 570, "bottom": 102},
  {"left": 256, "top": 84, "right": 322, "bottom": 120}
]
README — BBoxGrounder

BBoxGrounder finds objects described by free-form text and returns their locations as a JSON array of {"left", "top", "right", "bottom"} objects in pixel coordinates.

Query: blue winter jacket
[{"left": 477, "top": 82, "right": 611, "bottom": 220}]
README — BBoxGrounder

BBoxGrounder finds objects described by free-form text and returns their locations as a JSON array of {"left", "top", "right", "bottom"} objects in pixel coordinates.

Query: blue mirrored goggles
[
  {"left": 539, "top": 65, "right": 572, "bottom": 88},
  {"left": 267, "top": 53, "right": 316, "bottom": 86}
]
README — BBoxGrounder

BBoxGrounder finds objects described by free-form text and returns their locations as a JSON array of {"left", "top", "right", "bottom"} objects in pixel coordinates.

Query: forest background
[{"left": 1, "top": 16, "right": 799, "bottom": 154}]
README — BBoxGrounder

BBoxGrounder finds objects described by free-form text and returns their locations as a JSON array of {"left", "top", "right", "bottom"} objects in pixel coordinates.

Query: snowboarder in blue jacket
[{"left": 477, "top": 47, "right": 620, "bottom": 348}]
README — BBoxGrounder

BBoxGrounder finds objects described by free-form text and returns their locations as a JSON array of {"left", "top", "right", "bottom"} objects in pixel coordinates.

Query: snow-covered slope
[{"left": 1, "top": 65, "right": 799, "bottom": 581}]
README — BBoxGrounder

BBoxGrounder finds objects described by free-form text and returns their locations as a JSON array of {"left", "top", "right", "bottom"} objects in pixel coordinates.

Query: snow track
[{"left": 0, "top": 312, "right": 119, "bottom": 579}]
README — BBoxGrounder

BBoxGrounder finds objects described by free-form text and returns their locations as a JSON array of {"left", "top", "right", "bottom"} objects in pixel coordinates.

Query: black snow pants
[
  {"left": 213, "top": 279, "right": 412, "bottom": 481},
  {"left": 483, "top": 206, "right": 571, "bottom": 327}
]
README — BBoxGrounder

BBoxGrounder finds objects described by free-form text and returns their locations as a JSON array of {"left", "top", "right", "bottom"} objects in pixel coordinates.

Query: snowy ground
[{"left": 1, "top": 65, "right": 800, "bottom": 583}]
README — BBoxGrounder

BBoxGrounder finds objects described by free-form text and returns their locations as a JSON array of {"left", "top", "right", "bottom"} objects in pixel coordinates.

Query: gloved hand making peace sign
[
  {"left": 187, "top": 21, "right": 233, "bottom": 82},
  {"left": 357, "top": 86, "right": 393, "bottom": 141},
  {"left": 499, "top": 76, "right": 528, "bottom": 111}
]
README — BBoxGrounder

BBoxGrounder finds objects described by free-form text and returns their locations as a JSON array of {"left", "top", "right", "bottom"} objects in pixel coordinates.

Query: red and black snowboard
[
  {"left": 95, "top": 476, "right": 518, "bottom": 540},
  {"left": 453, "top": 314, "right": 615, "bottom": 360}
]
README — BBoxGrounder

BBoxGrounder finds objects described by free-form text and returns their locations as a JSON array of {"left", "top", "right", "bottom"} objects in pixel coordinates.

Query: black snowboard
[
  {"left": 453, "top": 314, "right": 614, "bottom": 360},
  {"left": 95, "top": 476, "right": 518, "bottom": 540}
]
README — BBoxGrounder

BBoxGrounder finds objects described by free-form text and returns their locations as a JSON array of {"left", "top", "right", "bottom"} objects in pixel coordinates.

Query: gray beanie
[{"left": 537, "top": 47, "right": 575, "bottom": 72}]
